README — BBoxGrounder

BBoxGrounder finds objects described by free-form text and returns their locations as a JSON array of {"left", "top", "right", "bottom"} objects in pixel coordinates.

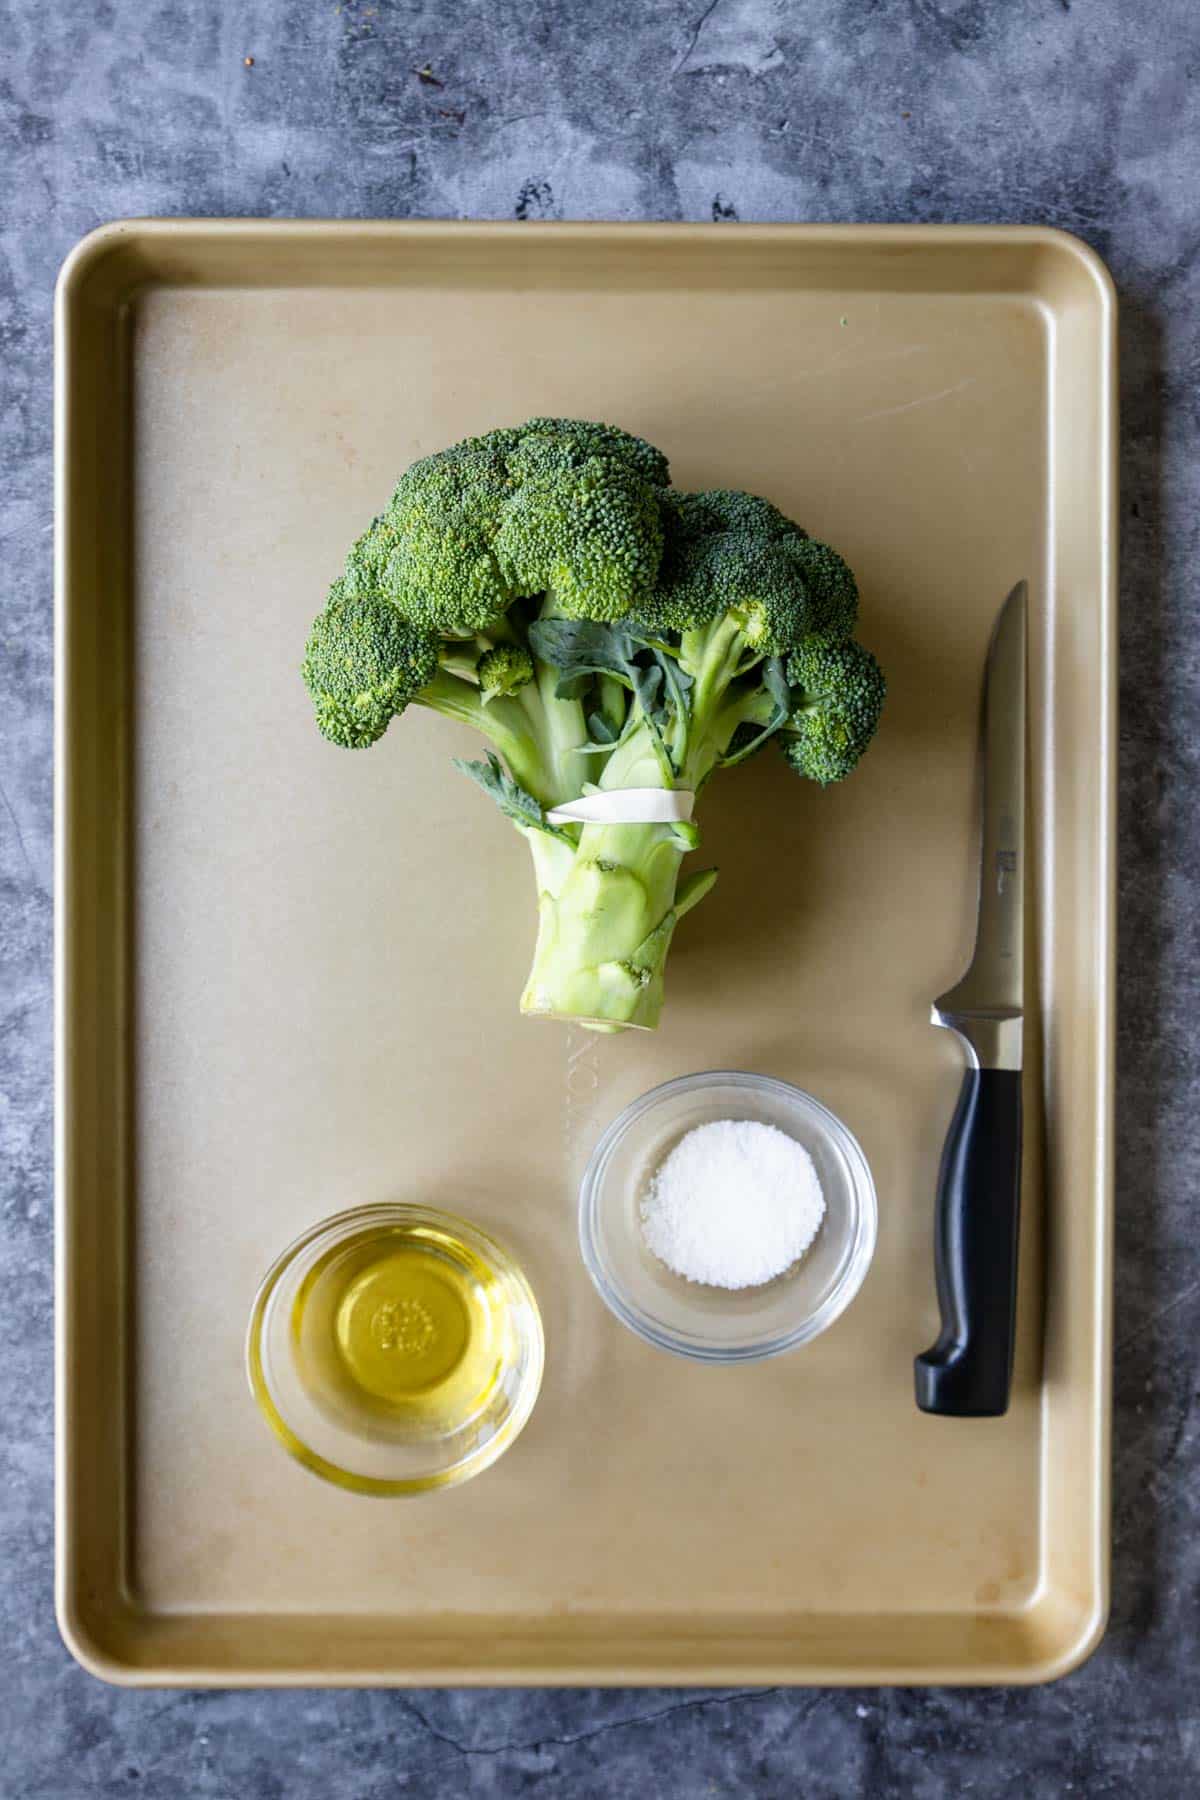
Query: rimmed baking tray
[{"left": 55, "top": 221, "right": 1115, "bottom": 1685}]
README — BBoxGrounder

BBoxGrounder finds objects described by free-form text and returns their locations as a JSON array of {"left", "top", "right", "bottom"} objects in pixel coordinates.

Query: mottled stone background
[{"left": 3, "top": 1, "right": 1197, "bottom": 1794}]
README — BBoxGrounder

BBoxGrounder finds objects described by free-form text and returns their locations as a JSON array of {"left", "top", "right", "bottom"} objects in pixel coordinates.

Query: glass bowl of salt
[{"left": 578, "top": 1070, "right": 877, "bottom": 1363}]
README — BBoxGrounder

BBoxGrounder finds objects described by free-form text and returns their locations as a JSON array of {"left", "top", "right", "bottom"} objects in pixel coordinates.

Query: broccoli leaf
[
  {"left": 718, "top": 657, "right": 796, "bottom": 770},
  {"left": 529, "top": 617, "right": 691, "bottom": 725},
  {"left": 529, "top": 617, "right": 676, "bottom": 775},
  {"left": 528, "top": 618, "right": 644, "bottom": 695},
  {"left": 651, "top": 641, "right": 693, "bottom": 732},
  {"left": 762, "top": 654, "right": 793, "bottom": 717},
  {"left": 636, "top": 662, "right": 665, "bottom": 719},
  {"left": 454, "top": 753, "right": 575, "bottom": 842},
  {"left": 585, "top": 710, "right": 621, "bottom": 746}
]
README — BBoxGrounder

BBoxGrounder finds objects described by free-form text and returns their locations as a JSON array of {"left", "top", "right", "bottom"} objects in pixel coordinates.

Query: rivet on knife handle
[{"left": 915, "top": 582, "right": 1026, "bottom": 1418}]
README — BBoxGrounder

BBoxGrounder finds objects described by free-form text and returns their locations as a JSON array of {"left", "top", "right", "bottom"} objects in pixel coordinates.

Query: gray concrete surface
[{"left": 3, "top": 0, "right": 1197, "bottom": 1793}]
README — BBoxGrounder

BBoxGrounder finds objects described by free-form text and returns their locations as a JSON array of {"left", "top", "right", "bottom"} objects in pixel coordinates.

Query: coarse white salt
[{"left": 640, "top": 1118, "right": 825, "bottom": 1290}]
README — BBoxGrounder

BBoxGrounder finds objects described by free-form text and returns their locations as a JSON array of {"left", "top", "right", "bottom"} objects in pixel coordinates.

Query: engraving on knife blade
[{"left": 996, "top": 847, "right": 1017, "bottom": 895}]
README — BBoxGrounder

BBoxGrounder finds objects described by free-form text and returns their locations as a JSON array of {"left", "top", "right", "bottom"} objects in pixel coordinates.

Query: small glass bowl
[
  {"left": 579, "top": 1071, "right": 877, "bottom": 1363},
  {"left": 246, "top": 1204, "right": 544, "bottom": 1496}
]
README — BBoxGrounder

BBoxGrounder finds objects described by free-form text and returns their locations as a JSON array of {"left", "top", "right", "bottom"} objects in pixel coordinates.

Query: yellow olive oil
[{"left": 291, "top": 1222, "right": 510, "bottom": 1439}]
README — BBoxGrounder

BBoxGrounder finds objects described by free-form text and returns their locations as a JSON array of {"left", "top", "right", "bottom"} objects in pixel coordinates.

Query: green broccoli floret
[
  {"left": 302, "top": 582, "right": 440, "bottom": 748},
  {"left": 509, "top": 417, "right": 671, "bottom": 489},
  {"left": 778, "top": 637, "right": 887, "bottom": 785},
  {"left": 344, "top": 438, "right": 514, "bottom": 634},
  {"left": 477, "top": 643, "right": 534, "bottom": 704},
  {"left": 344, "top": 419, "right": 669, "bottom": 635},
  {"left": 301, "top": 423, "right": 884, "bottom": 1032},
  {"left": 495, "top": 454, "right": 664, "bottom": 621},
  {"left": 638, "top": 488, "right": 857, "bottom": 655}
]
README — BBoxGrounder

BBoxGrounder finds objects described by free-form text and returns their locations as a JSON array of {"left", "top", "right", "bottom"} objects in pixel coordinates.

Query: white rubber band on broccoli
[{"left": 545, "top": 788, "right": 696, "bottom": 826}]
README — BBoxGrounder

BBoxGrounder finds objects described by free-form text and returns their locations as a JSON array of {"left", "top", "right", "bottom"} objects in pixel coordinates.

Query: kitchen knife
[{"left": 915, "top": 582, "right": 1026, "bottom": 1418}]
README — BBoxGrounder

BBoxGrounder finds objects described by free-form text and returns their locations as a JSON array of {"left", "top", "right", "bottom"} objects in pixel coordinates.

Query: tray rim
[{"left": 54, "top": 217, "right": 1117, "bottom": 1688}]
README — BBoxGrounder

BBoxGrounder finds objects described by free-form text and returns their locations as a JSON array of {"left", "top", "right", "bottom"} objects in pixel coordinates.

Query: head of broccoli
[{"left": 302, "top": 418, "right": 885, "bottom": 1030}]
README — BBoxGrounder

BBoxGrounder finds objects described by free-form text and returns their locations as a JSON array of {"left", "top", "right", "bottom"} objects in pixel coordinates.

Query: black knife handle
[{"left": 914, "top": 1067, "right": 1022, "bottom": 1417}]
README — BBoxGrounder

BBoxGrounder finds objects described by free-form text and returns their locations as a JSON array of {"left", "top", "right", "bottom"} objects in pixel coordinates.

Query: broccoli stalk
[
  {"left": 414, "top": 664, "right": 588, "bottom": 813},
  {"left": 517, "top": 718, "right": 716, "bottom": 1032},
  {"left": 301, "top": 421, "right": 885, "bottom": 1032}
]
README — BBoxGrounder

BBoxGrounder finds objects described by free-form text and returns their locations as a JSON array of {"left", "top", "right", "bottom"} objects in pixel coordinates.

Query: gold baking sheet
[{"left": 55, "top": 221, "right": 1115, "bottom": 1685}]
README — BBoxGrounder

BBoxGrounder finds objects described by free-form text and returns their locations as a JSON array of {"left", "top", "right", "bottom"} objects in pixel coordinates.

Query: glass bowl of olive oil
[{"left": 246, "top": 1204, "right": 544, "bottom": 1496}]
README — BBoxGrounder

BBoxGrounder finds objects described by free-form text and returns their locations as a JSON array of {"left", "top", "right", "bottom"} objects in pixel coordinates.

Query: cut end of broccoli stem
[{"left": 519, "top": 1009, "right": 646, "bottom": 1035}]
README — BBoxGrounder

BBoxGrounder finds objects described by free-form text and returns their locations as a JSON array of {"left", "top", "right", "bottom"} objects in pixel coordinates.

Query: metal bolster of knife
[{"left": 931, "top": 1004, "right": 1023, "bottom": 1073}]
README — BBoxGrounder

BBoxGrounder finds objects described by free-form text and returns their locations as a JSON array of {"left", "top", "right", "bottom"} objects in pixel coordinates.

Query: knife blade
[{"left": 915, "top": 581, "right": 1026, "bottom": 1418}]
